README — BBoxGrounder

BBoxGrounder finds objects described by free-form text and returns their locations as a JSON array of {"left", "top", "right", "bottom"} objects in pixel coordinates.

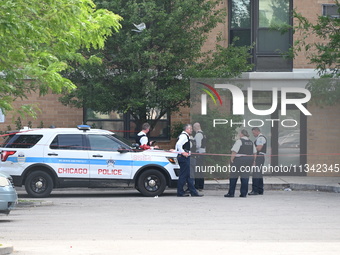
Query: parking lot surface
[{"left": 1, "top": 187, "right": 340, "bottom": 255}]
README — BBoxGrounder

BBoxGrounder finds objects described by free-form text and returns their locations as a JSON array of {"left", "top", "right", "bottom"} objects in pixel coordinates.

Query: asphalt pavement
[{"left": 1, "top": 176, "right": 339, "bottom": 255}]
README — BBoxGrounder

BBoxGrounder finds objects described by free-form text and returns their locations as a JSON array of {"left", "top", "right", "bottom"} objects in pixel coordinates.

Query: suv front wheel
[
  {"left": 25, "top": 170, "right": 54, "bottom": 198},
  {"left": 137, "top": 169, "right": 167, "bottom": 197}
]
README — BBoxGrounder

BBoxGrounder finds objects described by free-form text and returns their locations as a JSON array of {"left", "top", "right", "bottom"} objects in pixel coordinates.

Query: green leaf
[
  {"left": 0, "top": 0, "right": 122, "bottom": 117},
  {"left": 61, "top": 0, "right": 252, "bottom": 126}
]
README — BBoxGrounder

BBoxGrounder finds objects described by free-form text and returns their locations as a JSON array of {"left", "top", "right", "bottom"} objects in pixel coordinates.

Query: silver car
[{"left": 0, "top": 171, "right": 18, "bottom": 215}]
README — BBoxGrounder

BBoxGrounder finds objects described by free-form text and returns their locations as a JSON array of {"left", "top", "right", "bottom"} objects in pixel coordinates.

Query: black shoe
[
  {"left": 239, "top": 194, "right": 247, "bottom": 198},
  {"left": 258, "top": 191, "right": 264, "bottom": 195},
  {"left": 191, "top": 193, "right": 204, "bottom": 197},
  {"left": 248, "top": 191, "right": 259, "bottom": 195},
  {"left": 177, "top": 193, "right": 190, "bottom": 197},
  {"left": 224, "top": 194, "right": 234, "bottom": 197}
]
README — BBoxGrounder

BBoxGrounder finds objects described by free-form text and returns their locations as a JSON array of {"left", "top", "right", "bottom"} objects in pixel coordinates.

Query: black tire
[
  {"left": 137, "top": 169, "right": 167, "bottom": 197},
  {"left": 25, "top": 170, "right": 54, "bottom": 198}
]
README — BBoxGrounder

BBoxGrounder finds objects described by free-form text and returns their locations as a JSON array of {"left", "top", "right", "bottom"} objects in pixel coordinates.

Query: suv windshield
[{"left": 113, "top": 134, "right": 133, "bottom": 148}]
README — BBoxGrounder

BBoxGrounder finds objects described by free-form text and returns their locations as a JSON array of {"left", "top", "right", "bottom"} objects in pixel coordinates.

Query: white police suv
[{"left": 0, "top": 125, "right": 180, "bottom": 198}]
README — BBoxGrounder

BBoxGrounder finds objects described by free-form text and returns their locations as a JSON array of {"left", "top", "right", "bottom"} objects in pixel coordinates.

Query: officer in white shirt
[
  {"left": 176, "top": 124, "right": 203, "bottom": 197},
  {"left": 136, "top": 123, "right": 158, "bottom": 150}
]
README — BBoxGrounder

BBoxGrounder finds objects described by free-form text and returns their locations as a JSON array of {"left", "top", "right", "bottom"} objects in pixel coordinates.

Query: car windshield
[{"left": 112, "top": 134, "right": 133, "bottom": 148}]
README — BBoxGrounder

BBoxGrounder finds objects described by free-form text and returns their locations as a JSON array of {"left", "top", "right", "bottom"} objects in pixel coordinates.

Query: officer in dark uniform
[
  {"left": 193, "top": 122, "right": 206, "bottom": 190},
  {"left": 249, "top": 127, "right": 267, "bottom": 195},
  {"left": 176, "top": 124, "right": 203, "bottom": 197},
  {"left": 225, "top": 129, "right": 256, "bottom": 198}
]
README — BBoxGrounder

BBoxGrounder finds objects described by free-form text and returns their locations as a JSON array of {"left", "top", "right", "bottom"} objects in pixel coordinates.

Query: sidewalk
[
  {"left": 0, "top": 245, "right": 13, "bottom": 255},
  {"left": 204, "top": 176, "right": 340, "bottom": 193}
]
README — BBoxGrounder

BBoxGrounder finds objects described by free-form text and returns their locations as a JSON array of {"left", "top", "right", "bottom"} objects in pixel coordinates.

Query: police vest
[
  {"left": 196, "top": 131, "right": 206, "bottom": 149},
  {"left": 255, "top": 134, "right": 267, "bottom": 154},
  {"left": 135, "top": 133, "right": 149, "bottom": 146},
  {"left": 238, "top": 138, "right": 254, "bottom": 155},
  {"left": 179, "top": 132, "right": 191, "bottom": 152}
]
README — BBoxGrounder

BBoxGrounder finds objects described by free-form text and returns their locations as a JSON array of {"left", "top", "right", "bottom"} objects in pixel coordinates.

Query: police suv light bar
[{"left": 77, "top": 125, "right": 91, "bottom": 131}]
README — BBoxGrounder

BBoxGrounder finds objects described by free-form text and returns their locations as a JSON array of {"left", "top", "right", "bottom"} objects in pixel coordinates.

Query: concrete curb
[
  {"left": 288, "top": 183, "right": 340, "bottom": 193},
  {"left": 17, "top": 200, "right": 53, "bottom": 208},
  {"left": 0, "top": 245, "right": 13, "bottom": 255},
  {"left": 203, "top": 183, "right": 340, "bottom": 193}
]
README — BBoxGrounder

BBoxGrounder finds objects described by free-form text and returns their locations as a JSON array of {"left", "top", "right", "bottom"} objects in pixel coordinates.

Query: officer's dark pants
[
  {"left": 251, "top": 155, "right": 265, "bottom": 194},
  {"left": 194, "top": 154, "right": 205, "bottom": 190},
  {"left": 227, "top": 156, "right": 253, "bottom": 197},
  {"left": 177, "top": 155, "right": 198, "bottom": 196}
]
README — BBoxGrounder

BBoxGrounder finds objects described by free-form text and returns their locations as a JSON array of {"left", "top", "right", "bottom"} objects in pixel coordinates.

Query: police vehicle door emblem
[
  {"left": 17, "top": 152, "right": 26, "bottom": 163},
  {"left": 107, "top": 159, "right": 115, "bottom": 167}
]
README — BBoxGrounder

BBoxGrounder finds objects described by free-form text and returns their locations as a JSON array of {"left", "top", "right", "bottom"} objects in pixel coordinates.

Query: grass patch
[{"left": 18, "top": 199, "right": 40, "bottom": 203}]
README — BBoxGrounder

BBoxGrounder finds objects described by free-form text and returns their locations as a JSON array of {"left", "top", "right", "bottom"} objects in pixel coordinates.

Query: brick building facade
[{"left": 1, "top": 0, "right": 339, "bottom": 175}]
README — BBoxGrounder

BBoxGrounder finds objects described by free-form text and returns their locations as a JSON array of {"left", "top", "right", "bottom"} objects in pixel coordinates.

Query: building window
[
  {"left": 84, "top": 109, "right": 170, "bottom": 141},
  {"left": 322, "top": 4, "right": 339, "bottom": 18},
  {"left": 229, "top": 0, "right": 293, "bottom": 72}
]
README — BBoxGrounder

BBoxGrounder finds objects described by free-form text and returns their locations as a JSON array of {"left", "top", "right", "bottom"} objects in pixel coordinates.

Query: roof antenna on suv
[{"left": 20, "top": 126, "right": 31, "bottom": 131}]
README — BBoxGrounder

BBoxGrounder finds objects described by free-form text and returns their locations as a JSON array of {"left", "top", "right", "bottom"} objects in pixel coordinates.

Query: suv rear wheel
[
  {"left": 25, "top": 170, "right": 53, "bottom": 198},
  {"left": 137, "top": 169, "right": 166, "bottom": 197}
]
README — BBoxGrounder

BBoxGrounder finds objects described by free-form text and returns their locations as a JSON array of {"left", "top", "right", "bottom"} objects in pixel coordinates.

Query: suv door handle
[
  {"left": 92, "top": 154, "right": 103, "bottom": 158},
  {"left": 48, "top": 153, "right": 58, "bottom": 156}
]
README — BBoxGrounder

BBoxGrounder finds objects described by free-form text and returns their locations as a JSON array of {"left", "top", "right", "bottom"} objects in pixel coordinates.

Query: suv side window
[
  {"left": 88, "top": 135, "right": 121, "bottom": 151},
  {"left": 2, "top": 135, "right": 43, "bottom": 148},
  {"left": 50, "top": 134, "right": 84, "bottom": 150}
]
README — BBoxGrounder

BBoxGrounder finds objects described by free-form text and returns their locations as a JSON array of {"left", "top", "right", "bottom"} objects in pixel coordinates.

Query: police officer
[
  {"left": 136, "top": 123, "right": 158, "bottom": 150},
  {"left": 224, "top": 129, "right": 256, "bottom": 198},
  {"left": 249, "top": 127, "right": 267, "bottom": 195},
  {"left": 193, "top": 122, "right": 206, "bottom": 190},
  {"left": 176, "top": 124, "right": 203, "bottom": 197}
]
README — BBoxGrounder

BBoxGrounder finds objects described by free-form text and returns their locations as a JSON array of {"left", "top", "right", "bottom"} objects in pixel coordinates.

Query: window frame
[
  {"left": 83, "top": 109, "right": 171, "bottom": 141},
  {"left": 86, "top": 134, "right": 128, "bottom": 152},
  {"left": 49, "top": 134, "right": 85, "bottom": 151},
  {"left": 228, "top": 0, "right": 294, "bottom": 72},
  {"left": 322, "top": 4, "right": 339, "bottom": 18},
  {"left": 2, "top": 135, "right": 43, "bottom": 149}
]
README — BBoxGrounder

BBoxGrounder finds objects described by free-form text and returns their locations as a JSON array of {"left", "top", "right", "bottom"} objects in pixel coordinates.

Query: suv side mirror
[
  {"left": 117, "top": 147, "right": 129, "bottom": 153},
  {"left": 131, "top": 143, "right": 140, "bottom": 149}
]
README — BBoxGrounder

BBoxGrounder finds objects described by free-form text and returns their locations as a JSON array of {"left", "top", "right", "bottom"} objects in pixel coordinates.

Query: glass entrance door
[
  {"left": 277, "top": 109, "right": 301, "bottom": 174},
  {"left": 271, "top": 108, "right": 307, "bottom": 176}
]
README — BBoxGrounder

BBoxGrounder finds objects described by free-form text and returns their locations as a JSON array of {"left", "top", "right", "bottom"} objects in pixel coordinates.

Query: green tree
[
  {"left": 293, "top": 1, "right": 340, "bottom": 105},
  {"left": 0, "top": 0, "right": 122, "bottom": 117},
  {"left": 61, "top": 0, "right": 252, "bottom": 130}
]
